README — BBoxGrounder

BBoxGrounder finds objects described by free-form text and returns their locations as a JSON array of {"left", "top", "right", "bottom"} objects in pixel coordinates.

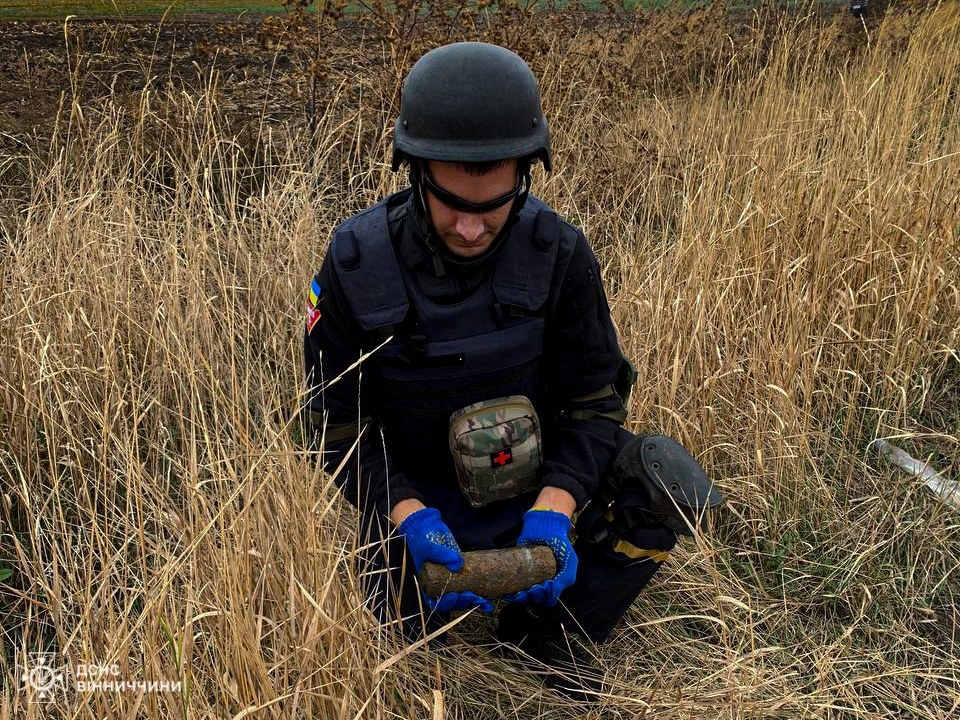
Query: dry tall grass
[{"left": 1, "top": 3, "right": 958, "bottom": 718}]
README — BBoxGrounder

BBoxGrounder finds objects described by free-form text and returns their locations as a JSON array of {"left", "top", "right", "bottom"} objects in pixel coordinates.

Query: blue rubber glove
[
  {"left": 397, "top": 507, "right": 463, "bottom": 574},
  {"left": 397, "top": 507, "right": 494, "bottom": 614},
  {"left": 505, "top": 508, "right": 578, "bottom": 606},
  {"left": 429, "top": 589, "right": 495, "bottom": 614}
]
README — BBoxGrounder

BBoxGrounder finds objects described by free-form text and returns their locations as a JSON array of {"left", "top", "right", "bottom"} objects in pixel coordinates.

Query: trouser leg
[
  {"left": 555, "top": 427, "right": 678, "bottom": 643},
  {"left": 555, "top": 524, "right": 674, "bottom": 642},
  {"left": 356, "top": 512, "right": 445, "bottom": 641}
]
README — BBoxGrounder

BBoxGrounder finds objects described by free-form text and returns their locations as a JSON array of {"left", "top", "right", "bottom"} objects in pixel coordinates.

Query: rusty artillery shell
[{"left": 420, "top": 545, "right": 557, "bottom": 599}]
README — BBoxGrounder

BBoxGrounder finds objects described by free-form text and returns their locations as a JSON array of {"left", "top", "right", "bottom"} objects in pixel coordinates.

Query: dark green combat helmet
[{"left": 391, "top": 42, "right": 552, "bottom": 171}]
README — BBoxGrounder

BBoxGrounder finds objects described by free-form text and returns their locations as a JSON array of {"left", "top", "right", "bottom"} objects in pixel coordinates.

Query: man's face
[{"left": 423, "top": 159, "right": 520, "bottom": 258}]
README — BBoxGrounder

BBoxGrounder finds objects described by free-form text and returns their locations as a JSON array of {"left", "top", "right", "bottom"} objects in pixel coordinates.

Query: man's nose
[{"left": 454, "top": 212, "right": 485, "bottom": 242}]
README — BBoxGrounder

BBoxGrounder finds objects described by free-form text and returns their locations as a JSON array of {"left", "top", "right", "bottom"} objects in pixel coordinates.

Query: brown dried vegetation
[{"left": 1, "top": 2, "right": 958, "bottom": 718}]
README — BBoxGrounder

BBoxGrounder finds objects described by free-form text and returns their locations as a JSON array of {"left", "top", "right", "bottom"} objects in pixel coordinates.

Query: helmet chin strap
[
  {"left": 409, "top": 160, "right": 531, "bottom": 277},
  {"left": 409, "top": 163, "right": 448, "bottom": 276}
]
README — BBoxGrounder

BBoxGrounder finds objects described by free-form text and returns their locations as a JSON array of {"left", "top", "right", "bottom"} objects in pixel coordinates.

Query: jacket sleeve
[
  {"left": 303, "top": 254, "right": 424, "bottom": 518},
  {"left": 539, "top": 229, "right": 628, "bottom": 509}
]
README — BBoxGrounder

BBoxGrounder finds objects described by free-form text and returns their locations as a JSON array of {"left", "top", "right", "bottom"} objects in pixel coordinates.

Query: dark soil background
[
  {"left": 0, "top": 3, "right": 895, "bottom": 136},
  {"left": 0, "top": 15, "right": 293, "bottom": 133}
]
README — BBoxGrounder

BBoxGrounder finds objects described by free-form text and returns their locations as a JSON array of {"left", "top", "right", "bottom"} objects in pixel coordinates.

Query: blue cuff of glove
[
  {"left": 396, "top": 506, "right": 440, "bottom": 536},
  {"left": 520, "top": 508, "right": 572, "bottom": 537}
]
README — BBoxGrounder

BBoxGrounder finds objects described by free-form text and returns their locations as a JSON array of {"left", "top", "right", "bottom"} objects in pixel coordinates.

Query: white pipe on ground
[{"left": 869, "top": 438, "right": 960, "bottom": 512}]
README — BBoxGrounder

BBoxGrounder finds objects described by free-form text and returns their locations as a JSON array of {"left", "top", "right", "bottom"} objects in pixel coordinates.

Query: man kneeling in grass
[{"left": 302, "top": 41, "right": 722, "bottom": 702}]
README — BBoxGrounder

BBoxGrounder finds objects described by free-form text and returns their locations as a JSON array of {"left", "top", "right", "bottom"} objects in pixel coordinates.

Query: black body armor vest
[{"left": 331, "top": 195, "right": 561, "bottom": 484}]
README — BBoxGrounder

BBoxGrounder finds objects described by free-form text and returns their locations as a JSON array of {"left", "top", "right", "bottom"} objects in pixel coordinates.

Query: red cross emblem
[{"left": 491, "top": 448, "right": 513, "bottom": 467}]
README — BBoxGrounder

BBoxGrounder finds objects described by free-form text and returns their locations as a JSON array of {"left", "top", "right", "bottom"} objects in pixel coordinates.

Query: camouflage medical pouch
[{"left": 448, "top": 396, "right": 543, "bottom": 508}]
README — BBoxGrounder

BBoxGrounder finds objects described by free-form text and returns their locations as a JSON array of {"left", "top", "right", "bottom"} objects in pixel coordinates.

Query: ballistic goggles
[{"left": 422, "top": 170, "right": 525, "bottom": 214}]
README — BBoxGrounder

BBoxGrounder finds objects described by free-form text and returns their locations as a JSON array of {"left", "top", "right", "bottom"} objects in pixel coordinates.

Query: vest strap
[{"left": 305, "top": 411, "right": 371, "bottom": 443}]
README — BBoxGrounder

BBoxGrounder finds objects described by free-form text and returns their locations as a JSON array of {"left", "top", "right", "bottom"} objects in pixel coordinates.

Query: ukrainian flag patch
[{"left": 308, "top": 279, "right": 323, "bottom": 308}]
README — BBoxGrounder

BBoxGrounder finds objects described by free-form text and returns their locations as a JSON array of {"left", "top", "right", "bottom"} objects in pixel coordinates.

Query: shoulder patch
[
  {"left": 305, "top": 278, "right": 324, "bottom": 333},
  {"left": 308, "top": 278, "right": 324, "bottom": 308}
]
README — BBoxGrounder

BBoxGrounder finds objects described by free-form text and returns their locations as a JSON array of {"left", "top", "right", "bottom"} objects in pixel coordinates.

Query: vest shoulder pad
[
  {"left": 493, "top": 197, "right": 561, "bottom": 312},
  {"left": 331, "top": 200, "right": 409, "bottom": 331}
]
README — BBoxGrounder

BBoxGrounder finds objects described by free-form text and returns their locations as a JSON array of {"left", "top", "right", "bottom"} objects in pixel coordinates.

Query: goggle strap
[{"left": 421, "top": 172, "right": 523, "bottom": 214}]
